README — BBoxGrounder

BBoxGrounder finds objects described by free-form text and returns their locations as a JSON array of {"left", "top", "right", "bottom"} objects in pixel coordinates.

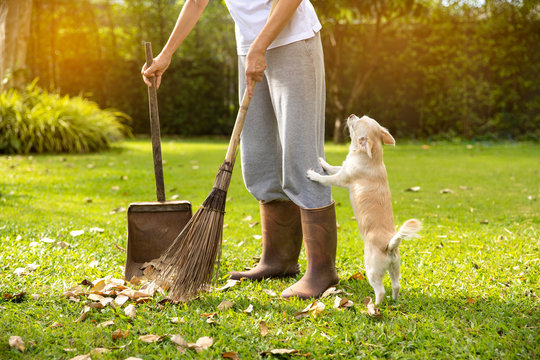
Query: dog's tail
[{"left": 387, "top": 219, "right": 422, "bottom": 252}]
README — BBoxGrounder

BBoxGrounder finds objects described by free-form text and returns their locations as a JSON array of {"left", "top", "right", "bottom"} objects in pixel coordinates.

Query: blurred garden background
[{"left": 1, "top": 0, "right": 539, "bottom": 155}]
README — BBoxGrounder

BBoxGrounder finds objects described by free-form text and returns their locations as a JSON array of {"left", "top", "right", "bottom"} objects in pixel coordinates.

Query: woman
[{"left": 142, "top": 0, "right": 338, "bottom": 299}]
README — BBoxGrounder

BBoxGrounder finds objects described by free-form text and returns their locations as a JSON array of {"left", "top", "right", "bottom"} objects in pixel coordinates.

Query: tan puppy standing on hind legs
[{"left": 307, "top": 114, "right": 421, "bottom": 305}]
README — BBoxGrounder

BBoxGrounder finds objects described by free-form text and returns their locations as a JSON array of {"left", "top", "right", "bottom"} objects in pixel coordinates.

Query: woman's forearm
[{"left": 160, "top": 0, "right": 209, "bottom": 58}]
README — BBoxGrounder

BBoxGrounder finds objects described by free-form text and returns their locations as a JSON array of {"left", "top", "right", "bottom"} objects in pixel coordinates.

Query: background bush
[
  {"left": 0, "top": 83, "right": 130, "bottom": 154},
  {"left": 4, "top": 0, "right": 540, "bottom": 141}
]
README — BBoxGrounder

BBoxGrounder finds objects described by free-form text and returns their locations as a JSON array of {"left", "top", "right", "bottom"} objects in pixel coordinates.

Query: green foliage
[
  {"left": 0, "top": 140, "right": 538, "bottom": 358},
  {"left": 0, "top": 83, "right": 130, "bottom": 154},
  {"left": 19, "top": 0, "right": 540, "bottom": 140}
]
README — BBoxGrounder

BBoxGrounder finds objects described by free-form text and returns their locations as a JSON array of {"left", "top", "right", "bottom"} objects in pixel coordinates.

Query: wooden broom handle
[
  {"left": 145, "top": 42, "right": 166, "bottom": 202},
  {"left": 224, "top": 87, "right": 251, "bottom": 164}
]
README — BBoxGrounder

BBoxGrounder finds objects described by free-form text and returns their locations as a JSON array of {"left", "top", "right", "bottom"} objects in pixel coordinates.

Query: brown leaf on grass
[
  {"left": 88, "top": 294, "right": 104, "bottom": 302},
  {"left": 248, "top": 222, "right": 259, "bottom": 228},
  {"left": 217, "top": 300, "right": 234, "bottom": 311},
  {"left": 170, "top": 335, "right": 188, "bottom": 347},
  {"left": 333, "top": 296, "right": 354, "bottom": 309},
  {"left": 294, "top": 301, "right": 325, "bottom": 320},
  {"left": 253, "top": 235, "right": 262, "bottom": 240},
  {"left": 50, "top": 322, "right": 63, "bottom": 328},
  {"left": 114, "top": 243, "right": 127, "bottom": 253},
  {"left": 170, "top": 317, "right": 185, "bottom": 324},
  {"left": 362, "top": 297, "right": 381, "bottom": 318},
  {"left": 124, "top": 304, "right": 136, "bottom": 318},
  {"left": 74, "top": 306, "right": 91, "bottom": 323},
  {"left": 222, "top": 351, "right": 240, "bottom": 359},
  {"left": 68, "top": 355, "right": 90, "bottom": 360},
  {"left": 242, "top": 215, "right": 253, "bottom": 222},
  {"left": 263, "top": 289, "right": 277, "bottom": 297},
  {"left": 89, "top": 348, "right": 110, "bottom": 355},
  {"left": 259, "top": 321, "right": 269, "bottom": 337},
  {"left": 216, "top": 279, "right": 239, "bottom": 291},
  {"left": 139, "top": 334, "right": 163, "bottom": 343},
  {"left": 405, "top": 186, "right": 421, "bottom": 192},
  {"left": 261, "top": 349, "right": 298, "bottom": 356},
  {"left": 64, "top": 285, "right": 85, "bottom": 297},
  {"left": 195, "top": 336, "right": 213, "bottom": 350},
  {"left": 9, "top": 336, "right": 25, "bottom": 352},
  {"left": 243, "top": 304, "right": 254, "bottom": 313},
  {"left": 2, "top": 292, "right": 25, "bottom": 302},
  {"left": 97, "top": 320, "right": 114, "bottom": 328},
  {"left": 440, "top": 188, "right": 454, "bottom": 194},
  {"left": 349, "top": 272, "right": 366, "bottom": 281},
  {"left": 466, "top": 297, "right": 477, "bottom": 304},
  {"left": 119, "top": 288, "right": 150, "bottom": 300},
  {"left": 321, "top": 287, "right": 349, "bottom": 298},
  {"left": 88, "top": 301, "right": 106, "bottom": 309},
  {"left": 111, "top": 329, "right": 129, "bottom": 340}
]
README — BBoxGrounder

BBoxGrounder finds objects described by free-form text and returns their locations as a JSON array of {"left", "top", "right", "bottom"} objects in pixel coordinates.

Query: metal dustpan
[{"left": 125, "top": 42, "right": 192, "bottom": 282}]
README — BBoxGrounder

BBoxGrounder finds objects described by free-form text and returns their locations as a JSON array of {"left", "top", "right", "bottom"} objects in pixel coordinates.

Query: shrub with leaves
[{"left": 0, "top": 83, "right": 131, "bottom": 154}]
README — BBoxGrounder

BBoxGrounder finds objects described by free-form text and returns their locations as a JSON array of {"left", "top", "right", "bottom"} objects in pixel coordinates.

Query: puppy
[{"left": 307, "top": 114, "right": 421, "bottom": 305}]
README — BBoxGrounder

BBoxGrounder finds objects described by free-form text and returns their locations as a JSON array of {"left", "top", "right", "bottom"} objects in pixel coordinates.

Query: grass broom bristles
[{"left": 148, "top": 162, "right": 233, "bottom": 302}]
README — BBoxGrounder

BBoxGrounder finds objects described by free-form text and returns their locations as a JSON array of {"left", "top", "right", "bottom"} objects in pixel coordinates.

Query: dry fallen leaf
[
  {"left": 26, "top": 263, "right": 39, "bottom": 272},
  {"left": 216, "top": 279, "right": 239, "bottom": 291},
  {"left": 222, "top": 351, "right": 240, "bottom": 360},
  {"left": 263, "top": 289, "right": 277, "bottom": 297},
  {"left": 362, "top": 297, "right": 381, "bottom": 317},
  {"left": 89, "top": 348, "right": 110, "bottom": 355},
  {"left": 139, "top": 334, "right": 163, "bottom": 343},
  {"left": 68, "top": 355, "right": 90, "bottom": 360},
  {"left": 74, "top": 306, "right": 91, "bottom": 323},
  {"left": 252, "top": 235, "right": 262, "bottom": 240},
  {"left": 111, "top": 329, "right": 129, "bottom": 341},
  {"left": 70, "top": 230, "right": 84, "bottom": 237},
  {"left": 243, "top": 304, "right": 254, "bottom": 313},
  {"left": 333, "top": 296, "right": 354, "bottom": 309},
  {"left": 320, "top": 287, "right": 349, "bottom": 298},
  {"left": 349, "top": 272, "right": 366, "bottom": 281},
  {"left": 242, "top": 215, "right": 253, "bottom": 221},
  {"left": 217, "top": 300, "right": 235, "bottom": 311},
  {"left": 262, "top": 349, "right": 298, "bottom": 355},
  {"left": 170, "top": 335, "right": 188, "bottom": 347},
  {"left": 170, "top": 316, "right": 185, "bottom": 324},
  {"left": 248, "top": 222, "right": 259, "bottom": 228},
  {"left": 294, "top": 301, "right": 325, "bottom": 319},
  {"left": 50, "top": 321, "right": 63, "bottom": 328},
  {"left": 9, "top": 336, "right": 25, "bottom": 352},
  {"left": 405, "top": 186, "right": 421, "bottom": 192},
  {"left": 97, "top": 320, "right": 114, "bottom": 328},
  {"left": 259, "top": 321, "right": 269, "bottom": 337},
  {"left": 124, "top": 304, "right": 136, "bottom": 318},
  {"left": 440, "top": 188, "right": 454, "bottom": 194},
  {"left": 195, "top": 336, "right": 213, "bottom": 350},
  {"left": 114, "top": 294, "right": 130, "bottom": 306}
]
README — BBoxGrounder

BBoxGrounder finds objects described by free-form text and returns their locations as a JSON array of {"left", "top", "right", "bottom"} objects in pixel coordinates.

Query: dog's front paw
[{"left": 306, "top": 169, "right": 321, "bottom": 182}]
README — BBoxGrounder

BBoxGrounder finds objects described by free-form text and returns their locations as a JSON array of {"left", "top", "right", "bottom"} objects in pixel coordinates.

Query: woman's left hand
[{"left": 245, "top": 46, "right": 266, "bottom": 98}]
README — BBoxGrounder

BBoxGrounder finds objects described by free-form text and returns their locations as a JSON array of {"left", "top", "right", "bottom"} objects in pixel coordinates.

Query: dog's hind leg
[
  {"left": 388, "top": 254, "right": 401, "bottom": 301},
  {"left": 367, "top": 270, "right": 385, "bottom": 305}
]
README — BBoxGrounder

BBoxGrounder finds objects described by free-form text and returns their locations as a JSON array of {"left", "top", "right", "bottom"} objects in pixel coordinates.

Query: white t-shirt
[{"left": 223, "top": 0, "right": 322, "bottom": 55}]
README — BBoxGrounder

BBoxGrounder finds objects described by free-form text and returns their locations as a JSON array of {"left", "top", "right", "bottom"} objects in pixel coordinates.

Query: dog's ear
[
  {"left": 380, "top": 126, "right": 395, "bottom": 146},
  {"left": 358, "top": 137, "right": 373, "bottom": 158}
]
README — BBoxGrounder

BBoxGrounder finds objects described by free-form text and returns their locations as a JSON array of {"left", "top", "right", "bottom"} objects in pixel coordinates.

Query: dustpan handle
[
  {"left": 225, "top": 88, "right": 251, "bottom": 164},
  {"left": 145, "top": 42, "right": 166, "bottom": 202}
]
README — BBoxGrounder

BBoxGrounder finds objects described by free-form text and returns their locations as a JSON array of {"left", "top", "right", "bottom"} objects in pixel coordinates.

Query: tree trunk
[{"left": 0, "top": 0, "right": 33, "bottom": 90}]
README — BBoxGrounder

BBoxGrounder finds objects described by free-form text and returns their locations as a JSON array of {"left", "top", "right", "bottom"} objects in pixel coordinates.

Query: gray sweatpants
[{"left": 238, "top": 32, "right": 331, "bottom": 209}]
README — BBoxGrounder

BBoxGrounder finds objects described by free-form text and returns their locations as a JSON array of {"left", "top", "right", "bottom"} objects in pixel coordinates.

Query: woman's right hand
[{"left": 141, "top": 53, "right": 171, "bottom": 89}]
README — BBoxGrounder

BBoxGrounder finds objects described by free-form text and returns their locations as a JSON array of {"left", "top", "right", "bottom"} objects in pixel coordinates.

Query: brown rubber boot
[
  {"left": 229, "top": 200, "right": 303, "bottom": 280},
  {"left": 281, "top": 202, "right": 339, "bottom": 299}
]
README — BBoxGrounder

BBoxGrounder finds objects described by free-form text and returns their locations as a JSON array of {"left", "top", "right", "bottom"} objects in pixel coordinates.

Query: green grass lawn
[{"left": 1, "top": 139, "right": 539, "bottom": 359}]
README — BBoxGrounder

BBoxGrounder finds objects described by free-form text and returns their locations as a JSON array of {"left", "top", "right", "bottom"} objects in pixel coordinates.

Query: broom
[{"left": 146, "top": 87, "right": 252, "bottom": 303}]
